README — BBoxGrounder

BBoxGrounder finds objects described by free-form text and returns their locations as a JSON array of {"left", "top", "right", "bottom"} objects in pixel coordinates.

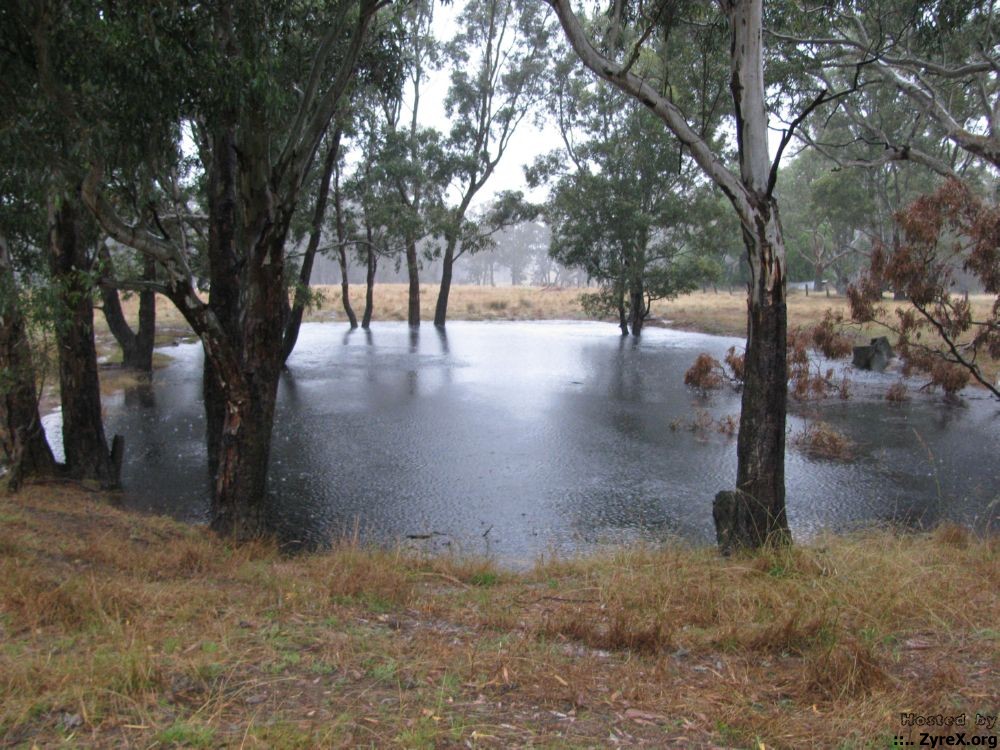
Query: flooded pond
[{"left": 51, "top": 321, "right": 999, "bottom": 563}]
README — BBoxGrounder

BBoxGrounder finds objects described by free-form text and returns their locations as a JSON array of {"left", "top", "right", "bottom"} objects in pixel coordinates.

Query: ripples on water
[{"left": 45, "top": 320, "right": 999, "bottom": 564}]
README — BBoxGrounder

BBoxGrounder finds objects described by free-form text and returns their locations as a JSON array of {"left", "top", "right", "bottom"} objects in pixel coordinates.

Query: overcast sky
[{"left": 401, "top": 2, "right": 564, "bottom": 210}]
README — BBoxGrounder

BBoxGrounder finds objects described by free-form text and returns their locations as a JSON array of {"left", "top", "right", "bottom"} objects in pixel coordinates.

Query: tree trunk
[
  {"left": 709, "top": 0, "right": 790, "bottom": 553},
  {"left": 617, "top": 285, "right": 628, "bottom": 336},
  {"left": 48, "top": 193, "right": 119, "bottom": 487},
  {"left": 0, "top": 235, "right": 57, "bottom": 489},
  {"left": 714, "top": 207, "right": 791, "bottom": 553},
  {"left": 282, "top": 128, "right": 343, "bottom": 364},
  {"left": 338, "top": 247, "right": 357, "bottom": 328},
  {"left": 98, "top": 246, "right": 156, "bottom": 371},
  {"left": 210, "top": 205, "right": 287, "bottom": 540},
  {"left": 628, "top": 287, "right": 645, "bottom": 336},
  {"left": 434, "top": 236, "right": 457, "bottom": 327},
  {"left": 334, "top": 165, "right": 358, "bottom": 328},
  {"left": 362, "top": 229, "right": 376, "bottom": 329},
  {"left": 204, "top": 124, "right": 241, "bottom": 480},
  {"left": 134, "top": 255, "right": 156, "bottom": 367},
  {"left": 209, "top": 369, "right": 277, "bottom": 540},
  {"left": 406, "top": 238, "right": 420, "bottom": 327},
  {"left": 813, "top": 263, "right": 825, "bottom": 295}
]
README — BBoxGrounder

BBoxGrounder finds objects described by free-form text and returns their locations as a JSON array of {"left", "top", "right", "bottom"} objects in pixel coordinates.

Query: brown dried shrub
[
  {"left": 723, "top": 346, "right": 745, "bottom": 382},
  {"left": 810, "top": 310, "right": 853, "bottom": 359},
  {"left": 933, "top": 522, "right": 970, "bottom": 549},
  {"left": 792, "top": 422, "right": 855, "bottom": 461},
  {"left": 684, "top": 353, "right": 723, "bottom": 392},
  {"left": 716, "top": 414, "right": 738, "bottom": 436},
  {"left": 929, "top": 360, "right": 970, "bottom": 397},
  {"left": 849, "top": 178, "right": 999, "bottom": 400},
  {"left": 539, "top": 607, "right": 672, "bottom": 655},
  {"left": 886, "top": 381, "right": 909, "bottom": 402},
  {"left": 1, "top": 565, "right": 141, "bottom": 631},
  {"left": 787, "top": 329, "right": 850, "bottom": 401}
]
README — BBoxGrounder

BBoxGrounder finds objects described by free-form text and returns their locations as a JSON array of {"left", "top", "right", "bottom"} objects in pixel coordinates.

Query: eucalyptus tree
[
  {"left": 97, "top": 245, "right": 158, "bottom": 371},
  {"left": 328, "top": 137, "right": 361, "bottom": 330},
  {"left": 0, "top": 1, "right": 182, "bottom": 487},
  {"left": 0, "top": 25, "right": 58, "bottom": 487},
  {"left": 778, "top": 149, "right": 875, "bottom": 290},
  {"left": 81, "top": 0, "right": 389, "bottom": 539},
  {"left": 0, "top": 231, "right": 56, "bottom": 489},
  {"left": 282, "top": 122, "right": 349, "bottom": 363},
  {"left": 775, "top": 1, "right": 999, "bottom": 176},
  {"left": 431, "top": 0, "right": 552, "bottom": 327},
  {"left": 544, "top": 0, "right": 853, "bottom": 551},
  {"left": 534, "top": 51, "right": 724, "bottom": 335},
  {"left": 355, "top": 94, "right": 451, "bottom": 325},
  {"left": 370, "top": 0, "right": 442, "bottom": 327}
]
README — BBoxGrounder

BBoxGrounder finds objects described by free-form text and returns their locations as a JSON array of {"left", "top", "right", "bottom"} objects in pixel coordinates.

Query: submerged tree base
[{"left": 713, "top": 489, "right": 792, "bottom": 555}]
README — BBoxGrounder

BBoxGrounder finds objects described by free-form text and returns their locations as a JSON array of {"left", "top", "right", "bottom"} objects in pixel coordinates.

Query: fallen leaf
[{"left": 624, "top": 708, "right": 668, "bottom": 725}]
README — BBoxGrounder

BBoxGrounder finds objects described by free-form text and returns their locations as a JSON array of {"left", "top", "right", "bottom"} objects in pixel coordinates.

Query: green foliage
[
  {"left": 155, "top": 721, "right": 217, "bottom": 748},
  {"left": 534, "top": 55, "right": 722, "bottom": 332}
]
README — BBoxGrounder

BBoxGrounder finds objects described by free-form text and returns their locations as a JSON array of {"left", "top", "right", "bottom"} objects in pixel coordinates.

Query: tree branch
[{"left": 545, "top": 0, "right": 750, "bottom": 225}]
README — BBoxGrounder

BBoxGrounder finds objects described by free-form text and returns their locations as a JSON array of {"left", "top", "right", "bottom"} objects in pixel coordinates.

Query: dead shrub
[
  {"left": 684, "top": 353, "right": 723, "bottom": 393},
  {"left": 788, "top": 329, "right": 851, "bottom": 400},
  {"left": 669, "top": 410, "right": 737, "bottom": 438},
  {"left": 810, "top": 310, "right": 854, "bottom": 359},
  {"left": 723, "top": 346, "right": 745, "bottom": 382},
  {"left": 792, "top": 422, "right": 855, "bottom": 461},
  {"left": 734, "top": 614, "right": 834, "bottom": 655},
  {"left": 748, "top": 544, "right": 830, "bottom": 580},
  {"left": 929, "top": 360, "right": 971, "bottom": 397},
  {"left": 322, "top": 547, "right": 413, "bottom": 608},
  {"left": 540, "top": 607, "right": 671, "bottom": 655},
  {"left": 933, "top": 522, "right": 970, "bottom": 549},
  {"left": 886, "top": 381, "right": 909, "bottom": 402},
  {"left": 716, "top": 414, "right": 738, "bottom": 436}
]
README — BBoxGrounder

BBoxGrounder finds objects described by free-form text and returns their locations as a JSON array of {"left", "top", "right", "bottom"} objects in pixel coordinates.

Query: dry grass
[
  {"left": 304, "top": 283, "right": 908, "bottom": 334},
  {"left": 1, "top": 486, "right": 997, "bottom": 748}
]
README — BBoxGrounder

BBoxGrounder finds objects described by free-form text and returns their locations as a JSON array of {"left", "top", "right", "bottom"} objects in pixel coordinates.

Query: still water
[{"left": 53, "top": 321, "right": 999, "bottom": 562}]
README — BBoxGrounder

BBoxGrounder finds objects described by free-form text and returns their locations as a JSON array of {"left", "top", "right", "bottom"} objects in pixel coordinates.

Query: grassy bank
[{"left": 1, "top": 487, "right": 997, "bottom": 748}]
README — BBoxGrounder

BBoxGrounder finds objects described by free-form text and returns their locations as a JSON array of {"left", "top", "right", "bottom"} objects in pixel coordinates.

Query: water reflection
[
  {"left": 123, "top": 382, "right": 156, "bottom": 408},
  {"left": 89, "top": 320, "right": 999, "bottom": 563}
]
